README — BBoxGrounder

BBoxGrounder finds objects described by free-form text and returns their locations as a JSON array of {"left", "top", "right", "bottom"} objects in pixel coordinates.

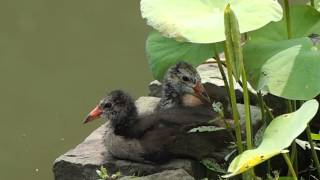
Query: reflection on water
[{"left": 0, "top": 1, "right": 151, "bottom": 179}]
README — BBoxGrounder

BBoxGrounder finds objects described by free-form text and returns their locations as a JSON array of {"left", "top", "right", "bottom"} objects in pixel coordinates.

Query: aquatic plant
[{"left": 140, "top": 0, "right": 320, "bottom": 179}]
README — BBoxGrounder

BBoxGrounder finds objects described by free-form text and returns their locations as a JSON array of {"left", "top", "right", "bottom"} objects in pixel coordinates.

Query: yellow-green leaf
[
  {"left": 223, "top": 100, "right": 319, "bottom": 178},
  {"left": 311, "top": 133, "right": 320, "bottom": 141}
]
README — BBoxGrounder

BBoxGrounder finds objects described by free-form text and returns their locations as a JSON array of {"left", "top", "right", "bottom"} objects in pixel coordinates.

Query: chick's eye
[
  {"left": 182, "top": 76, "right": 190, "bottom": 82},
  {"left": 104, "top": 102, "right": 112, "bottom": 108}
]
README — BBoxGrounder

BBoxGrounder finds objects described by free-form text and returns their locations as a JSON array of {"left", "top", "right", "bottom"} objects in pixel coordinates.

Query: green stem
[
  {"left": 286, "top": 100, "right": 293, "bottom": 113},
  {"left": 244, "top": 33, "right": 249, "bottom": 41},
  {"left": 292, "top": 100, "right": 298, "bottom": 172},
  {"left": 224, "top": 45, "right": 243, "bottom": 154},
  {"left": 256, "top": 91, "right": 272, "bottom": 175},
  {"left": 311, "top": 0, "right": 315, "bottom": 8},
  {"left": 267, "top": 160, "right": 271, "bottom": 175},
  {"left": 306, "top": 124, "right": 320, "bottom": 177},
  {"left": 264, "top": 102, "right": 274, "bottom": 122},
  {"left": 288, "top": 142, "right": 298, "bottom": 176},
  {"left": 241, "top": 66, "right": 256, "bottom": 178},
  {"left": 283, "top": 0, "right": 292, "bottom": 39},
  {"left": 294, "top": 150, "right": 298, "bottom": 175},
  {"left": 284, "top": 5, "right": 294, "bottom": 139},
  {"left": 286, "top": 100, "right": 297, "bottom": 175},
  {"left": 214, "top": 50, "right": 236, "bottom": 142},
  {"left": 292, "top": 100, "right": 297, "bottom": 110},
  {"left": 214, "top": 47, "right": 231, "bottom": 101},
  {"left": 282, "top": 152, "right": 298, "bottom": 180},
  {"left": 257, "top": 91, "right": 266, "bottom": 125},
  {"left": 241, "top": 66, "right": 253, "bottom": 150}
]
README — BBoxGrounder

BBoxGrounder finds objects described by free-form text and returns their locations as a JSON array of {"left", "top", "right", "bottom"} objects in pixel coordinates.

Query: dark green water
[{"left": 0, "top": 1, "right": 151, "bottom": 179}]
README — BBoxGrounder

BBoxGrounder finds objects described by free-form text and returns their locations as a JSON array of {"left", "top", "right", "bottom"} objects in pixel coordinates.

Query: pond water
[{"left": 0, "top": 1, "right": 151, "bottom": 179}]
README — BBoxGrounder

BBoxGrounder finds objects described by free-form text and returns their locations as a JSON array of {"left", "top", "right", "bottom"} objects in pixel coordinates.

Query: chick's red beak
[
  {"left": 193, "top": 81, "right": 211, "bottom": 103},
  {"left": 83, "top": 105, "right": 103, "bottom": 124}
]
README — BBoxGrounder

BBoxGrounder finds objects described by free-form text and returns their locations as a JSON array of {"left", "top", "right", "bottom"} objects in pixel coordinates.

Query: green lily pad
[
  {"left": 244, "top": 5, "right": 320, "bottom": 100},
  {"left": 223, "top": 99, "right": 319, "bottom": 178},
  {"left": 141, "top": 0, "right": 283, "bottom": 43},
  {"left": 146, "top": 31, "right": 222, "bottom": 80},
  {"left": 244, "top": 37, "right": 320, "bottom": 100},
  {"left": 307, "top": 0, "right": 320, "bottom": 12},
  {"left": 250, "top": 5, "right": 320, "bottom": 41}
]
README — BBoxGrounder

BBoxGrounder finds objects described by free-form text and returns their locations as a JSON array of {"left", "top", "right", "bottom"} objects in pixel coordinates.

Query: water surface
[{"left": 0, "top": 1, "right": 151, "bottom": 179}]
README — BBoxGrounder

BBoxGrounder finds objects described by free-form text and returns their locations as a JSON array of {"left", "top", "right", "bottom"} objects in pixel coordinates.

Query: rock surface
[
  {"left": 53, "top": 122, "right": 206, "bottom": 180},
  {"left": 197, "top": 62, "right": 240, "bottom": 90},
  {"left": 53, "top": 96, "right": 262, "bottom": 180},
  {"left": 119, "top": 169, "right": 195, "bottom": 180},
  {"left": 148, "top": 80, "right": 162, "bottom": 97}
]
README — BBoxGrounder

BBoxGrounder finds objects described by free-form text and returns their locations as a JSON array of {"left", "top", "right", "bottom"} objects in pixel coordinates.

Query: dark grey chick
[{"left": 159, "top": 62, "right": 211, "bottom": 110}]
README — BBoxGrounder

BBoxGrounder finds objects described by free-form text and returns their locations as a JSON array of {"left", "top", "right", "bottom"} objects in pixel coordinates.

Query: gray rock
[
  {"left": 197, "top": 62, "right": 242, "bottom": 90},
  {"left": 119, "top": 169, "right": 195, "bottom": 180},
  {"left": 135, "top": 96, "right": 160, "bottom": 115},
  {"left": 237, "top": 104, "right": 262, "bottom": 136},
  {"left": 148, "top": 80, "right": 162, "bottom": 97},
  {"left": 53, "top": 124, "right": 108, "bottom": 180},
  {"left": 53, "top": 123, "right": 205, "bottom": 180},
  {"left": 211, "top": 104, "right": 262, "bottom": 137},
  {"left": 53, "top": 96, "right": 262, "bottom": 180},
  {"left": 197, "top": 63, "right": 245, "bottom": 105}
]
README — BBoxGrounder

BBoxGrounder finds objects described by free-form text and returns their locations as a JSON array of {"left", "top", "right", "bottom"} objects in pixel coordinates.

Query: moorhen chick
[
  {"left": 84, "top": 90, "right": 230, "bottom": 163},
  {"left": 159, "top": 62, "right": 231, "bottom": 125},
  {"left": 159, "top": 61, "right": 212, "bottom": 110}
]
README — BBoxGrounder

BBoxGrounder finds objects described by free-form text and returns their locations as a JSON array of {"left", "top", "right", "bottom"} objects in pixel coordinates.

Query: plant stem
[
  {"left": 283, "top": 0, "right": 292, "bottom": 39},
  {"left": 214, "top": 49, "right": 236, "bottom": 141},
  {"left": 224, "top": 5, "right": 254, "bottom": 179},
  {"left": 256, "top": 91, "right": 272, "bottom": 175},
  {"left": 286, "top": 100, "right": 298, "bottom": 175},
  {"left": 293, "top": 150, "right": 298, "bottom": 175},
  {"left": 244, "top": 33, "right": 249, "bottom": 41},
  {"left": 224, "top": 4, "right": 243, "bottom": 154},
  {"left": 241, "top": 66, "right": 253, "bottom": 150},
  {"left": 282, "top": 152, "right": 298, "bottom": 180},
  {"left": 267, "top": 160, "right": 271, "bottom": 175},
  {"left": 285, "top": 99, "right": 297, "bottom": 173},
  {"left": 241, "top": 66, "right": 256, "bottom": 178},
  {"left": 286, "top": 100, "right": 293, "bottom": 112},
  {"left": 306, "top": 124, "right": 320, "bottom": 177},
  {"left": 311, "top": 0, "right": 315, "bottom": 8},
  {"left": 288, "top": 142, "right": 298, "bottom": 176},
  {"left": 224, "top": 45, "right": 243, "bottom": 154},
  {"left": 214, "top": 46, "right": 231, "bottom": 101},
  {"left": 257, "top": 91, "right": 266, "bottom": 125},
  {"left": 292, "top": 100, "right": 298, "bottom": 173},
  {"left": 264, "top": 103, "right": 274, "bottom": 121},
  {"left": 292, "top": 100, "right": 297, "bottom": 110}
]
